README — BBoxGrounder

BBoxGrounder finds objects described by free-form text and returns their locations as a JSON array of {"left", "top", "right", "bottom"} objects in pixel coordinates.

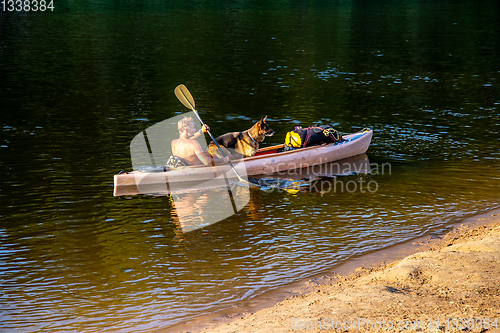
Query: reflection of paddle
[{"left": 174, "top": 84, "right": 255, "bottom": 187}]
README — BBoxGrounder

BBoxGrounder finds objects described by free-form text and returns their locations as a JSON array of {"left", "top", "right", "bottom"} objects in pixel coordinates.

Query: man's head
[{"left": 178, "top": 116, "right": 195, "bottom": 136}]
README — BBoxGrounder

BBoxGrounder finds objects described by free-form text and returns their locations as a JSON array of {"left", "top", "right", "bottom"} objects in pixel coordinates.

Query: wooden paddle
[{"left": 174, "top": 84, "right": 255, "bottom": 186}]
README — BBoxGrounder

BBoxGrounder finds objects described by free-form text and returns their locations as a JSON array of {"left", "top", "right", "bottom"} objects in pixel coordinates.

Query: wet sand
[{"left": 176, "top": 208, "right": 500, "bottom": 332}]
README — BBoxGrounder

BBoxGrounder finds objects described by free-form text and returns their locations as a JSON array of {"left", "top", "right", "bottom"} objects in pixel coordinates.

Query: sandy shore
[{"left": 188, "top": 209, "right": 500, "bottom": 333}]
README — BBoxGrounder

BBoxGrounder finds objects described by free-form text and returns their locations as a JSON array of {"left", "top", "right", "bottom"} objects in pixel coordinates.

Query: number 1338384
[{"left": 2, "top": 0, "right": 54, "bottom": 11}]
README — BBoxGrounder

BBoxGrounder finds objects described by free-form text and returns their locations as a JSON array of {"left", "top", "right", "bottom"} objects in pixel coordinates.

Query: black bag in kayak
[{"left": 285, "top": 125, "right": 342, "bottom": 148}]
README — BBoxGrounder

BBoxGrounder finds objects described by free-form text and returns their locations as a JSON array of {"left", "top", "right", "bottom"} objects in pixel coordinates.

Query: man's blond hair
[{"left": 178, "top": 116, "right": 194, "bottom": 134}]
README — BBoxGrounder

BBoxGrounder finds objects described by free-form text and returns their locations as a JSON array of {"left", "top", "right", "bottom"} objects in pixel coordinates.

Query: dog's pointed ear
[{"left": 263, "top": 115, "right": 267, "bottom": 122}]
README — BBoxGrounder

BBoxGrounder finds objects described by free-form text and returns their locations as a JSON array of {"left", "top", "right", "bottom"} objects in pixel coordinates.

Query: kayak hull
[{"left": 113, "top": 129, "right": 373, "bottom": 196}]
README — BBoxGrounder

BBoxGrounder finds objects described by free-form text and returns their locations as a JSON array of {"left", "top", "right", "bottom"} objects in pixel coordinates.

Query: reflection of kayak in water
[
  {"left": 113, "top": 129, "right": 372, "bottom": 196},
  {"left": 169, "top": 154, "right": 370, "bottom": 233},
  {"left": 169, "top": 154, "right": 371, "bottom": 233}
]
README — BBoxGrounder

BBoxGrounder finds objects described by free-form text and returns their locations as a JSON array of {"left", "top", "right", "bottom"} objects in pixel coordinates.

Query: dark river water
[{"left": 1, "top": 1, "right": 500, "bottom": 331}]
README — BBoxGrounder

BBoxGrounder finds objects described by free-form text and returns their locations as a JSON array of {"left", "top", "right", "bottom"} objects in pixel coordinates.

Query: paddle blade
[{"left": 174, "top": 84, "right": 196, "bottom": 111}]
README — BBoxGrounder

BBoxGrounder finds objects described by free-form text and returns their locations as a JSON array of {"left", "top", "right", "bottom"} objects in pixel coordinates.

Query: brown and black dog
[{"left": 208, "top": 116, "right": 275, "bottom": 158}]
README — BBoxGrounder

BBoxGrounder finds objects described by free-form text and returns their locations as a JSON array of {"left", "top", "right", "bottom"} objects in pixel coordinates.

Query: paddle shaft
[
  {"left": 193, "top": 110, "right": 226, "bottom": 157},
  {"left": 192, "top": 110, "right": 247, "bottom": 183}
]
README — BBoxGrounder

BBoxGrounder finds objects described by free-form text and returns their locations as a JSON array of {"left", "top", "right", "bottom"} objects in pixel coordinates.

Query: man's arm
[
  {"left": 190, "top": 131, "right": 202, "bottom": 140},
  {"left": 189, "top": 124, "right": 210, "bottom": 140},
  {"left": 193, "top": 141, "right": 231, "bottom": 165}
]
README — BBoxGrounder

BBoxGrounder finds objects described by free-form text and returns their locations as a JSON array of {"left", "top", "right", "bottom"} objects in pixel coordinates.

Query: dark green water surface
[{"left": 1, "top": 1, "right": 500, "bottom": 331}]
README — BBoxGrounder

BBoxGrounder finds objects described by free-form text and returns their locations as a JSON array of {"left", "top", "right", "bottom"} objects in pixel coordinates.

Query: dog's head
[{"left": 256, "top": 116, "right": 274, "bottom": 137}]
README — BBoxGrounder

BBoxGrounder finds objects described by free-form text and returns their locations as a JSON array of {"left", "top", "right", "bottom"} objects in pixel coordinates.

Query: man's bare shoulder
[
  {"left": 188, "top": 138, "right": 203, "bottom": 148},
  {"left": 172, "top": 138, "right": 203, "bottom": 151}
]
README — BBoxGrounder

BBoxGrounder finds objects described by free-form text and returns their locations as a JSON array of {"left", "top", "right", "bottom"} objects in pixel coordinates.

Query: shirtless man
[{"left": 170, "top": 116, "right": 232, "bottom": 166}]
